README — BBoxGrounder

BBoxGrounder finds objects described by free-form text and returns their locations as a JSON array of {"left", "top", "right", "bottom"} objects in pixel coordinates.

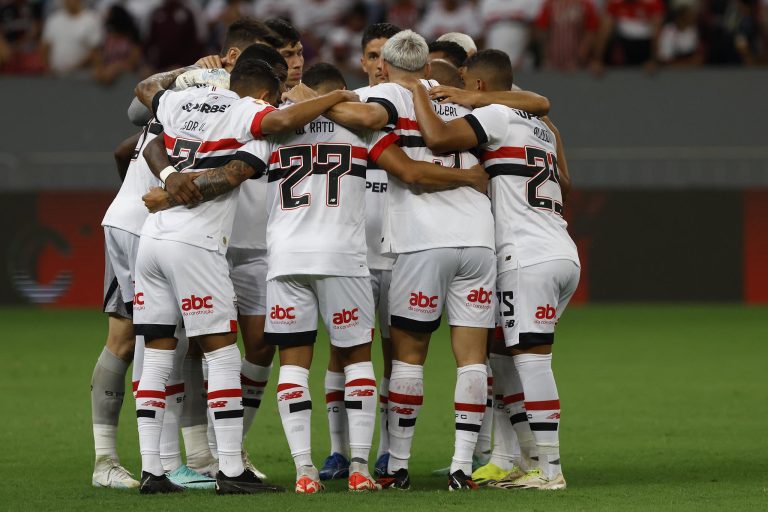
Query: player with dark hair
[
  {"left": 266, "top": 18, "right": 304, "bottom": 87},
  {"left": 402, "top": 48, "right": 578, "bottom": 491},
  {"left": 428, "top": 40, "right": 468, "bottom": 68},
  {"left": 428, "top": 59, "right": 463, "bottom": 88}
]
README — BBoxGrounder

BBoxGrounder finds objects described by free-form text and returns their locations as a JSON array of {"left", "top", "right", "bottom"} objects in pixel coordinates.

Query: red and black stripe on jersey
[
  {"left": 163, "top": 133, "right": 266, "bottom": 177},
  {"left": 266, "top": 144, "right": 369, "bottom": 182}
]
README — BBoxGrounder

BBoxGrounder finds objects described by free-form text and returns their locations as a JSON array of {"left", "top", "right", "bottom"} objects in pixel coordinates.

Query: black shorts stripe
[
  {"left": 344, "top": 400, "right": 363, "bottom": 410},
  {"left": 136, "top": 409, "right": 156, "bottom": 418},
  {"left": 366, "top": 97, "right": 398, "bottom": 126},
  {"left": 518, "top": 332, "right": 555, "bottom": 347},
  {"left": 464, "top": 114, "right": 488, "bottom": 146},
  {"left": 485, "top": 163, "right": 537, "bottom": 179},
  {"left": 134, "top": 324, "right": 177, "bottom": 342},
  {"left": 529, "top": 422, "right": 559, "bottom": 432},
  {"left": 509, "top": 412, "right": 528, "bottom": 425},
  {"left": 214, "top": 409, "right": 245, "bottom": 420},
  {"left": 456, "top": 423, "right": 482, "bottom": 433},
  {"left": 289, "top": 400, "right": 312, "bottom": 413},
  {"left": 243, "top": 398, "right": 262, "bottom": 408},
  {"left": 390, "top": 315, "right": 441, "bottom": 334},
  {"left": 398, "top": 417, "right": 416, "bottom": 428},
  {"left": 103, "top": 276, "right": 119, "bottom": 311},
  {"left": 265, "top": 330, "right": 317, "bottom": 347}
]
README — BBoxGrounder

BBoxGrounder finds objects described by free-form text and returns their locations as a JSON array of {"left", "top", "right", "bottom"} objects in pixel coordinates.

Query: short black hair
[
  {"left": 238, "top": 43, "right": 288, "bottom": 81},
  {"left": 428, "top": 40, "right": 467, "bottom": 68},
  {"left": 465, "top": 49, "right": 513, "bottom": 90},
  {"left": 221, "top": 18, "right": 284, "bottom": 54},
  {"left": 230, "top": 58, "right": 281, "bottom": 99},
  {"left": 265, "top": 18, "right": 301, "bottom": 46},
  {"left": 361, "top": 23, "right": 401, "bottom": 51},
  {"left": 302, "top": 62, "right": 346, "bottom": 91}
]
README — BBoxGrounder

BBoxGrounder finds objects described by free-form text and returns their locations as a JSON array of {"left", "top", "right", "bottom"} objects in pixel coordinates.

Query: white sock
[
  {"left": 324, "top": 370, "right": 348, "bottom": 457},
  {"left": 278, "top": 365, "right": 313, "bottom": 470},
  {"left": 507, "top": 362, "right": 537, "bottom": 470},
  {"left": 488, "top": 353, "right": 517, "bottom": 470},
  {"left": 515, "top": 353, "right": 561, "bottom": 479},
  {"left": 180, "top": 356, "right": 212, "bottom": 467},
  {"left": 344, "top": 361, "right": 377, "bottom": 463},
  {"left": 91, "top": 347, "right": 128, "bottom": 460},
  {"left": 241, "top": 359, "right": 271, "bottom": 437},
  {"left": 376, "top": 377, "right": 390, "bottom": 459},
  {"left": 205, "top": 344, "right": 244, "bottom": 478},
  {"left": 474, "top": 362, "right": 493, "bottom": 460},
  {"left": 136, "top": 347, "right": 174, "bottom": 477},
  {"left": 450, "top": 363, "right": 487, "bottom": 475},
  {"left": 160, "top": 333, "right": 187, "bottom": 472},
  {"left": 202, "top": 358, "right": 218, "bottom": 458},
  {"left": 93, "top": 425, "right": 118, "bottom": 461},
  {"left": 387, "top": 360, "right": 423, "bottom": 473}
]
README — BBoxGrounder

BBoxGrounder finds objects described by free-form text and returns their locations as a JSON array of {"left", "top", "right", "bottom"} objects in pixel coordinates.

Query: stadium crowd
[{"left": 1, "top": 0, "right": 766, "bottom": 83}]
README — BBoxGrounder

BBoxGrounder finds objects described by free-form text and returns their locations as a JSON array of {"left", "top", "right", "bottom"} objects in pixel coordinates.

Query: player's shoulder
[{"left": 366, "top": 82, "right": 407, "bottom": 99}]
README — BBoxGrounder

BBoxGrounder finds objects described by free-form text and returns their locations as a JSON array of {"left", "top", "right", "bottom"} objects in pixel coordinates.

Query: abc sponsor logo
[
  {"left": 133, "top": 291, "right": 145, "bottom": 311},
  {"left": 534, "top": 304, "right": 557, "bottom": 324},
  {"left": 465, "top": 287, "right": 492, "bottom": 310},
  {"left": 408, "top": 292, "right": 438, "bottom": 313},
  {"left": 270, "top": 305, "right": 296, "bottom": 324},
  {"left": 181, "top": 294, "right": 214, "bottom": 315},
  {"left": 332, "top": 308, "right": 359, "bottom": 330}
]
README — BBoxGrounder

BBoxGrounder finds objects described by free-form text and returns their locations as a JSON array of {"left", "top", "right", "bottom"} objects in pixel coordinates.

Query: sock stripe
[
  {"left": 166, "top": 383, "right": 185, "bottom": 396},
  {"left": 525, "top": 399, "right": 560, "bottom": 411},
  {"left": 388, "top": 390, "right": 423, "bottom": 405},
  {"left": 214, "top": 409, "right": 244, "bottom": 420},
  {"left": 243, "top": 398, "right": 261, "bottom": 408},
  {"left": 345, "top": 378, "right": 377, "bottom": 387},
  {"left": 398, "top": 417, "right": 416, "bottom": 427},
  {"left": 132, "top": 380, "right": 139, "bottom": 392},
  {"left": 325, "top": 391, "right": 345, "bottom": 403},
  {"left": 207, "top": 388, "right": 242, "bottom": 400},
  {"left": 456, "top": 422, "right": 482, "bottom": 432},
  {"left": 344, "top": 400, "right": 363, "bottom": 410},
  {"left": 455, "top": 402, "right": 486, "bottom": 413},
  {"left": 529, "top": 422, "right": 559, "bottom": 431},
  {"left": 289, "top": 400, "right": 312, "bottom": 413},
  {"left": 509, "top": 412, "right": 528, "bottom": 425},
  {"left": 277, "top": 382, "right": 300, "bottom": 392},
  {"left": 503, "top": 393, "right": 525, "bottom": 404},
  {"left": 135, "top": 389, "right": 165, "bottom": 399},
  {"left": 136, "top": 409, "right": 156, "bottom": 418},
  {"left": 241, "top": 375, "right": 267, "bottom": 387}
]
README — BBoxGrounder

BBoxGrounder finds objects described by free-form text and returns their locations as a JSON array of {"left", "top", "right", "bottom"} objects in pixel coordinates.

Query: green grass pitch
[{"left": 1, "top": 304, "right": 766, "bottom": 511}]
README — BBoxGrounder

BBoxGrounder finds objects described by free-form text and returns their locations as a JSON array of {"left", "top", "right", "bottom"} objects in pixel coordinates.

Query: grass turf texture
[{"left": 1, "top": 305, "right": 766, "bottom": 511}]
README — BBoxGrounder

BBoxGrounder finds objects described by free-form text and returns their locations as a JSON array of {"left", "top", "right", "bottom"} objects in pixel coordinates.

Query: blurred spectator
[
  {"left": 254, "top": 0, "right": 298, "bottom": 21},
  {"left": 291, "top": 0, "right": 352, "bottom": 61},
  {"left": 205, "top": 0, "right": 254, "bottom": 52},
  {"left": 598, "top": 0, "right": 666, "bottom": 69},
  {"left": 418, "top": 0, "right": 481, "bottom": 42},
  {"left": 322, "top": 2, "right": 367, "bottom": 74},
  {"left": 656, "top": 2, "right": 703, "bottom": 66},
  {"left": 41, "top": 0, "right": 103, "bottom": 75},
  {"left": 702, "top": 0, "right": 762, "bottom": 64},
  {"left": 479, "top": 0, "right": 546, "bottom": 68},
  {"left": 0, "top": 0, "right": 46, "bottom": 74},
  {"left": 143, "top": 0, "right": 203, "bottom": 73},
  {"left": 535, "top": 0, "right": 601, "bottom": 71},
  {"left": 91, "top": 4, "right": 141, "bottom": 85},
  {"left": 95, "top": 0, "right": 162, "bottom": 40},
  {"left": 386, "top": 0, "right": 423, "bottom": 30},
  {"left": 428, "top": 39, "right": 468, "bottom": 67}
]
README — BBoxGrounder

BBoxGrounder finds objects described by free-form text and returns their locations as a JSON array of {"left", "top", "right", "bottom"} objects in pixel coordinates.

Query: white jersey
[
  {"left": 365, "top": 80, "right": 495, "bottom": 254},
  {"left": 265, "top": 110, "right": 391, "bottom": 280},
  {"left": 230, "top": 176, "right": 268, "bottom": 250},
  {"left": 356, "top": 85, "right": 394, "bottom": 271},
  {"left": 102, "top": 121, "right": 163, "bottom": 235},
  {"left": 466, "top": 104, "right": 579, "bottom": 272},
  {"left": 141, "top": 86, "right": 273, "bottom": 253}
]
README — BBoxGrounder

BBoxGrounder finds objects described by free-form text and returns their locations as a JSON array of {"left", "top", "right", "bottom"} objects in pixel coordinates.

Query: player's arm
[
  {"left": 375, "top": 144, "right": 488, "bottom": 193},
  {"left": 428, "top": 85, "right": 550, "bottom": 116},
  {"left": 114, "top": 132, "right": 141, "bottom": 182},
  {"left": 409, "top": 82, "right": 480, "bottom": 154},
  {"left": 143, "top": 136, "right": 203, "bottom": 205},
  {"left": 541, "top": 116, "right": 571, "bottom": 202},
  {"left": 134, "top": 65, "right": 199, "bottom": 109},
  {"left": 325, "top": 102, "right": 391, "bottom": 131},
  {"left": 259, "top": 89, "right": 360, "bottom": 135}
]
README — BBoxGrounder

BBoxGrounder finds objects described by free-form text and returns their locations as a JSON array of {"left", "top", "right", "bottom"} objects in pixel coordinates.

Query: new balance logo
[
  {"left": 181, "top": 294, "right": 213, "bottom": 311},
  {"left": 390, "top": 406, "right": 414, "bottom": 415},
  {"left": 546, "top": 412, "right": 561, "bottom": 420},
  {"left": 133, "top": 292, "right": 144, "bottom": 306},
  {"left": 348, "top": 389, "right": 375, "bottom": 397},
  {"left": 209, "top": 400, "right": 227, "bottom": 409},
  {"left": 279, "top": 390, "right": 304, "bottom": 401},
  {"left": 467, "top": 287, "right": 492, "bottom": 304},
  {"left": 332, "top": 308, "right": 359, "bottom": 325},
  {"left": 535, "top": 305, "right": 557, "bottom": 320},
  {"left": 270, "top": 305, "right": 295, "bottom": 320},
  {"left": 410, "top": 292, "right": 438, "bottom": 308},
  {"left": 141, "top": 400, "right": 165, "bottom": 409}
]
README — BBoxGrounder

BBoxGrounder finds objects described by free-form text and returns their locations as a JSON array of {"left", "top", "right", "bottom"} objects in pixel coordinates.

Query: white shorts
[
  {"left": 389, "top": 247, "right": 496, "bottom": 333},
  {"left": 264, "top": 275, "right": 374, "bottom": 348},
  {"left": 370, "top": 268, "right": 391, "bottom": 339},
  {"left": 496, "top": 259, "right": 580, "bottom": 348},
  {"left": 104, "top": 226, "right": 140, "bottom": 304},
  {"left": 133, "top": 237, "right": 238, "bottom": 339},
  {"left": 227, "top": 247, "right": 267, "bottom": 316},
  {"left": 103, "top": 244, "right": 130, "bottom": 319}
]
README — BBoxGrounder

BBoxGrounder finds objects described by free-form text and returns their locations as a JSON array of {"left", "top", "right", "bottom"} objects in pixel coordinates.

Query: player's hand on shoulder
[
  {"left": 195, "top": 55, "right": 223, "bottom": 69},
  {"left": 165, "top": 171, "right": 203, "bottom": 206},
  {"left": 143, "top": 187, "right": 171, "bottom": 213},
  {"left": 282, "top": 83, "right": 318, "bottom": 104},
  {"left": 336, "top": 89, "right": 360, "bottom": 103},
  {"left": 391, "top": 75, "right": 423, "bottom": 92},
  {"left": 175, "top": 67, "right": 230, "bottom": 90},
  {"left": 466, "top": 164, "right": 489, "bottom": 194},
  {"left": 429, "top": 85, "right": 476, "bottom": 107}
]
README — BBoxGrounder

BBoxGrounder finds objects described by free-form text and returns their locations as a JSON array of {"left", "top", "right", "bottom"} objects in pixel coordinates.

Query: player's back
[
  {"left": 475, "top": 104, "right": 578, "bottom": 270},
  {"left": 265, "top": 111, "right": 374, "bottom": 280},
  {"left": 366, "top": 80, "right": 494, "bottom": 254}
]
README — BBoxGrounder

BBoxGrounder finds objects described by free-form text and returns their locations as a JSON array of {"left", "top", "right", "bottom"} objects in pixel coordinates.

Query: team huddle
[{"left": 92, "top": 17, "right": 579, "bottom": 495}]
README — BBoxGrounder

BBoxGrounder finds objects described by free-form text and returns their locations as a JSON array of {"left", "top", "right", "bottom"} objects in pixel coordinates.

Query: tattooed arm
[{"left": 135, "top": 65, "right": 199, "bottom": 109}]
